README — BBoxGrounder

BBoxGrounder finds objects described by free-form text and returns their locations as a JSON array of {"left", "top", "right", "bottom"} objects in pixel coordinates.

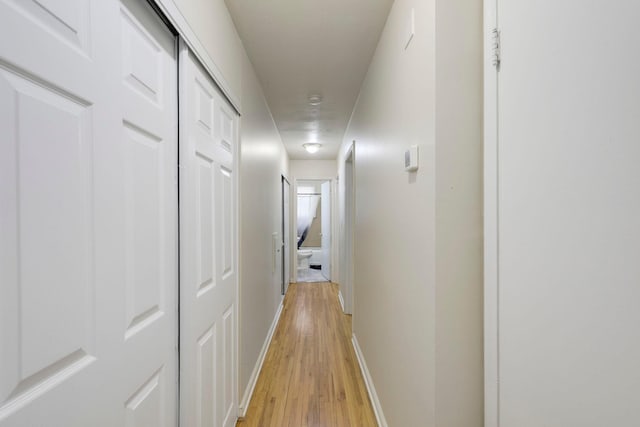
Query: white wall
[
  {"left": 237, "top": 50, "right": 289, "bottom": 400},
  {"left": 434, "top": 0, "right": 484, "bottom": 425},
  {"left": 290, "top": 160, "right": 337, "bottom": 180},
  {"left": 338, "top": 0, "right": 483, "bottom": 425}
]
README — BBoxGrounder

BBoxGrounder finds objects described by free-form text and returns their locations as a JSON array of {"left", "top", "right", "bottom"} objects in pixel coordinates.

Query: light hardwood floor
[{"left": 236, "top": 282, "right": 377, "bottom": 427}]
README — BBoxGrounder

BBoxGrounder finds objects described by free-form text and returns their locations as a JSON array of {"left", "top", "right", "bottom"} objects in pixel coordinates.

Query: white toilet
[{"left": 297, "top": 250, "right": 313, "bottom": 270}]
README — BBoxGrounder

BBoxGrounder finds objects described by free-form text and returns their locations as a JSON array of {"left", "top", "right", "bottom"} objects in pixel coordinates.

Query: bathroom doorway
[{"left": 296, "top": 180, "right": 331, "bottom": 283}]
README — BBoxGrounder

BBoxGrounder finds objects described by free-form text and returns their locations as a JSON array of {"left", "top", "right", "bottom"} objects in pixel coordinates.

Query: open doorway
[{"left": 295, "top": 180, "right": 331, "bottom": 283}]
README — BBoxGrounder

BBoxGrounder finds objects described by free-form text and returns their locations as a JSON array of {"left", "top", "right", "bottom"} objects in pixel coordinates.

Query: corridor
[
  {"left": 2, "top": 0, "right": 639, "bottom": 425},
  {"left": 237, "top": 282, "right": 376, "bottom": 427}
]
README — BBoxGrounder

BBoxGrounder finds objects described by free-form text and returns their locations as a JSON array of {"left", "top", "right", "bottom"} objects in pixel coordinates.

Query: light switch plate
[{"left": 405, "top": 145, "right": 419, "bottom": 171}]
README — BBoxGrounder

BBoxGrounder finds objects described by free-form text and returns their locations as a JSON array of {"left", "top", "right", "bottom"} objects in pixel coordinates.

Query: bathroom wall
[{"left": 300, "top": 201, "right": 321, "bottom": 248}]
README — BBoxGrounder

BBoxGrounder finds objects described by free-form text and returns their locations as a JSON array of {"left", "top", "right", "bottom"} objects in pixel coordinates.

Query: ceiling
[{"left": 225, "top": 0, "right": 394, "bottom": 160}]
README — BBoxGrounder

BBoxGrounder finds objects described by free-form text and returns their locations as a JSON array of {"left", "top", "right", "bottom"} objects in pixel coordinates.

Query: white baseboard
[
  {"left": 238, "top": 301, "right": 284, "bottom": 417},
  {"left": 352, "top": 334, "right": 387, "bottom": 427},
  {"left": 338, "top": 290, "right": 345, "bottom": 312}
]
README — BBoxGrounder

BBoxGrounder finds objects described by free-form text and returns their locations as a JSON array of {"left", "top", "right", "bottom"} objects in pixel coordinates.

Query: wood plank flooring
[{"left": 236, "top": 282, "right": 377, "bottom": 427}]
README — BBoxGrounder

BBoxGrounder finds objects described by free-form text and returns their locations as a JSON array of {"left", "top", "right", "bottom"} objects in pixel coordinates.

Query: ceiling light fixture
[
  {"left": 303, "top": 143, "right": 321, "bottom": 154},
  {"left": 308, "top": 94, "right": 322, "bottom": 106}
]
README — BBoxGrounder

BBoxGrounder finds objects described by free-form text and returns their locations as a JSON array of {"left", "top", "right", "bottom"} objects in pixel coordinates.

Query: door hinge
[{"left": 492, "top": 28, "right": 501, "bottom": 70}]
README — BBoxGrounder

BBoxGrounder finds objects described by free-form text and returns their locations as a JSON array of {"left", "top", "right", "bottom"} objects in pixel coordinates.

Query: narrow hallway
[{"left": 237, "top": 282, "right": 376, "bottom": 427}]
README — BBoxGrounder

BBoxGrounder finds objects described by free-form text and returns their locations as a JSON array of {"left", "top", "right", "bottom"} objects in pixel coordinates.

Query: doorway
[{"left": 295, "top": 180, "right": 331, "bottom": 283}]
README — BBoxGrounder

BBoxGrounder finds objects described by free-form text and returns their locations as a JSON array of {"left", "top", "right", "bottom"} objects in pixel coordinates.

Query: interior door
[
  {"left": 0, "top": 1, "right": 120, "bottom": 424},
  {"left": 320, "top": 181, "right": 331, "bottom": 280},
  {"left": 180, "top": 45, "right": 238, "bottom": 427},
  {"left": 494, "top": 1, "right": 640, "bottom": 425},
  {"left": 0, "top": 0, "right": 178, "bottom": 425},
  {"left": 282, "top": 176, "right": 290, "bottom": 294},
  {"left": 119, "top": 0, "right": 178, "bottom": 425}
]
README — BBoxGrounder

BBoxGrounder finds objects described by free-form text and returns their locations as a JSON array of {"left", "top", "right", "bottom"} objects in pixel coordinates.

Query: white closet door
[
  {"left": 0, "top": 0, "right": 178, "bottom": 425},
  {"left": 119, "top": 0, "right": 178, "bottom": 426},
  {"left": 179, "top": 46, "right": 238, "bottom": 427},
  {"left": 0, "top": 1, "right": 121, "bottom": 425}
]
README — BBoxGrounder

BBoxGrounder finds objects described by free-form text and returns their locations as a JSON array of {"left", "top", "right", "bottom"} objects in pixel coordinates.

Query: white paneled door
[
  {"left": 0, "top": 0, "right": 178, "bottom": 425},
  {"left": 119, "top": 0, "right": 178, "bottom": 426},
  {"left": 179, "top": 45, "right": 238, "bottom": 427}
]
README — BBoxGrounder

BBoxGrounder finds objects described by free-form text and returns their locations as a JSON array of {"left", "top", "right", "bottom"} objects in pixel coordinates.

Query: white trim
[
  {"left": 233, "top": 88, "right": 241, "bottom": 421},
  {"left": 237, "top": 301, "right": 284, "bottom": 417},
  {"left": 342, "top": 144, "right": 355, "bottom": 315},
  {"left": 484, "top": 0, "right": 499, "bottom": 426},
  {"left": 338, "top": 290, "right": 345, "bottom": 312},
  {"left": 151, "top": 0, "right": 241, "bottom": 113},
  {"left": 352, "top": 334, "right": 386, "bottom": 427}
]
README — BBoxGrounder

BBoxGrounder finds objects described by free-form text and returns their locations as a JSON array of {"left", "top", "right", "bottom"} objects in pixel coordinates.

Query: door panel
[
  {"left": 196, "top": 325, "right": 216, "bottom": 427},
  {"left": 119, "top": 0, "right": 177, "bottom": 425},
  {"left": 124, "top": 368, "right": 165, "bottom": 427},
  {"left": 0, "top": 65, "right": 96, "bottom": 413},
  {"left": 4, "top": 0, "right": 91, "bottom": 54},
  {"left": 222, "top": 306, "right": 234, "bottom": 424},
  {"left": 219, "top": 106, "right": 234, "bottom": 153},
  {"left": 220, "top": 166, "right": 234, "bottom": 279},
  {"left": 0, "top": 1, "right": 120, "bottom": 425},
  {"left": 180, "top": 46, "right": 238, "bottom": 427},
  {"left": 123, "top": 122, "right": 165, "bottom": 337},
  {"left": 196, "top": 154, "right": 215, "bottom": 295},
  {"left": 0, "top": 0, "right": 178, "bottom": 425}
]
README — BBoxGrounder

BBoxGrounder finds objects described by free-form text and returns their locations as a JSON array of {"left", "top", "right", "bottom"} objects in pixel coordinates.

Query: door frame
[
  {"left": 319, "top": 180, "right": 332, "bottom": 281},
  {"left": 281, "top": 175, "right": 290, "bottom": 294},
  {"left": 484, "top": 0, "right": 499, "bottom": 426},
  {"left": 342, "top": 144, "right": 355, "bottom": 315}
]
